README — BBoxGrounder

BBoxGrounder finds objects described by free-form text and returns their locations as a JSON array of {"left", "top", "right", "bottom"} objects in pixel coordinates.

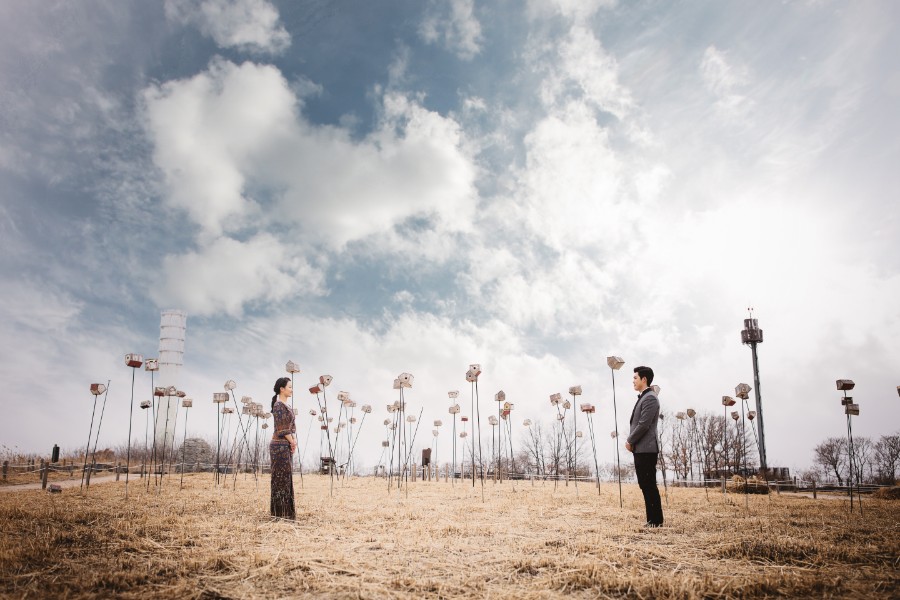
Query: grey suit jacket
[{"left": 627, "top": 389, "right": 660, "bottom": 453}]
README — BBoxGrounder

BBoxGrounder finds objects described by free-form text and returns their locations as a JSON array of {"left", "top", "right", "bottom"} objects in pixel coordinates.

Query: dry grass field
[{"left": 0, "top": 473, "right": 897, "bottom": 599}]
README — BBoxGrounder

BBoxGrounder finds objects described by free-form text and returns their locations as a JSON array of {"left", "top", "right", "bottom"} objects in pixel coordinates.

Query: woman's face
[{"left": 281, "top": 380, "right": 293, "bottom": 399}]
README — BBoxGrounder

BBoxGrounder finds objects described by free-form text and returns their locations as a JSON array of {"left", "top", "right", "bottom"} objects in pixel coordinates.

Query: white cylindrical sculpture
[{"left": 154, "top": 310, "right": 186, "bottom": 449}]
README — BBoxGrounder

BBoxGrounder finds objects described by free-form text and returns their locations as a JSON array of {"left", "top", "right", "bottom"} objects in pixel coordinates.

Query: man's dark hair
[{"left": 634, "top": 365, "right": 654, "bottom": 386}]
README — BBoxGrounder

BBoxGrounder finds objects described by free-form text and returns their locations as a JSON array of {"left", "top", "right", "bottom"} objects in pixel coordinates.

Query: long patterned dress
[{"left": 269, "top": 400, "right": 296, "bottom": 519}]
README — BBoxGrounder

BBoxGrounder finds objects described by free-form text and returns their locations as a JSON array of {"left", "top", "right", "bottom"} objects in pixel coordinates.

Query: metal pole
[
  {"left": 180, "top": 406, "right": 190, "bottom": 489},
  {"left": 125, "top": 367, "right": 137, "bottom": 498},
  {"left": 750, "top": 341, "right": 767, "bottom": 471},
  {"left": 611, "top": 368, "right": 623, "bottom": 509}
]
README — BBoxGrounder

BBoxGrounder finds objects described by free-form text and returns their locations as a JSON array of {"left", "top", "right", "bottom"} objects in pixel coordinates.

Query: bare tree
[
  {"left": 814, "top": 437, "right": 847, "bottom": 485},
  {"left": 850, "top": 436, "right": 873, "bottom": 486},
  {"left": 873, "top": 433, "right": 900, "bottom": 485},
  {"left": 521, "top": 421, "right": 547, "bottom": 478}
]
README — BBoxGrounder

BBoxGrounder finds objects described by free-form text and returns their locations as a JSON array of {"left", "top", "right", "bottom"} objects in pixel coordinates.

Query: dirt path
[{"left": 0, "top": 475, "right": 120, "bottom": 493}]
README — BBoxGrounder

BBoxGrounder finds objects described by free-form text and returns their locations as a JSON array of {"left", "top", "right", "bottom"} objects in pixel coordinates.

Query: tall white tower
[{"left": 154, "top": 310, "right": 186, "bottom": 449}]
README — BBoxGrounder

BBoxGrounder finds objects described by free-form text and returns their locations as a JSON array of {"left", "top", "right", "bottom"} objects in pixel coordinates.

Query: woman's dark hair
[{"left": 272, "top": 377, "right": 290, "bottom": 410}]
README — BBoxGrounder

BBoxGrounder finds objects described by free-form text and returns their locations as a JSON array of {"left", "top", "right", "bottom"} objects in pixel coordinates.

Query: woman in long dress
[{"left": 270, "top": 377, "right": 297, "bottom": 519}]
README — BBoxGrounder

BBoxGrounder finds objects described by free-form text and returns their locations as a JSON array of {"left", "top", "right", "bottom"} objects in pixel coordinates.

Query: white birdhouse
[
  {"left": 722, "top": 396, "right": 736, "bottom": 407},
  {"left": 747, "top": 411, "right": 756, "bottom": 420},
  {"left": 550, "top": 393, "right": 561, "bottom": 405},
  {"left": 432, "top": 429, "right": 439, "bottom": 437},
  {"left": 327, "top": 417, "right": 333, "bottom": 423},
  {"left": 154, "top": 387, "right": 166, "bottom": 397},
  {"left": 460, "top": 431, "right": 468, "bottom": 438},
  {"left": 735, "top": 383, "right": 751, "bottom": 399},
  {"left": 90, "top": 383, "right": 106, "bottom": 396},
  {"left": 241, "top": 396, "right": 251, "bottom": 404},
  {"left": 845, "top": 404, "right": 859, "bottom": 416},
  {"left": 606, "top": 356, "right": 625, "bottom": 370},
  {"left": 319, "top": 375, "right": 333, "bottom": 387},
  {"left": 224, "top": 380, "right": 236, "bottom": 391},
  {"left": 731, "top": 411, "right": 739, "bottom": 420},
  {"left": 562, "top": 400, "right": 571, "bottom": 410},
  {"left": 523, "top": 419, "right": 532, "bottom": 427},
  {"left": 182, "top": 399, "right": 192, "bottom": 408},
  {"left": 382, "top": 440, "right": 390, "bottom": 447},
  {"left": 568, "top": 385, "right": 582, "bottom": 396},
  {"left": 176, "top": 390, "right": 186, "bottom": 398},
  {"left": 398, "top": 373, "right": 414, "bottom": 388},
  {"left": 393, "top": 378, "right": 402, "bottom": 390},
  {"left": 262, "top": 423, "right": 269, "bottom": 429},
  {"left": 361, "top": 405, "right": 372, "bottom": 414},
  {"left": 576, "top": 431, "right": 583, "bottom": 438},
  {"left": 387, "top": 404, "right": 397, "bottom": 413},
  {"left": 434, "top": 420, "right": 443, "bottom": 427},
  {"left": 383, "top": 419, "right": 391, "bottom": 426},
  {"left": 309, "top": 409, "right": 317, "bottom": 416},
  {"left": 488, "top": 416, "right": 498, "bottom": 426},
  {"left": 241, "top": 406, "right": 250, "bottom": 415},
  {"left": 610, "top": 431, "right": 617, "bottom": 438},
  {"left": 318, "top": 416, "right": 325, "bottom": 422},
  {"left": 449, "top": 404, "right": 460, "bottom": 414},
  {"left": 580, "top": 403, "right": 595, "bottom": 413},
  {"left": 350, "top": 417, "right": 357, "bottom": 424},
  {"left": 140, "top": 400, "right": 151, "bottom": 409},
  {"left": 503, "top": 402, "right": 512, "bottom": 411},
  {"left": 285, "top": 360, "right": 301, "bottom": 374},
  {"left": 406, "top": 415, "right": 416, "bottom": 423},
  {"left": 495, "top": 390, "right": 506, "bottom": 402},
  {"left": 676, "top": 412, "right": 686, "bottom": 420},
  {"left": 213, "top": 392, "right": 228, "bottom": 404},
  {"left": 686, "top": 408, "right": 696, "bottom": 418},
  {"left": 448, "top": 390, "right": 459, "bottom": 399},
  {"left": 125, "top": 353, "right": 143, "bottom": 368},
  {"left": 166, "top": 386, "right": 178, "bottom": 396},
  {"left": 223, "top": 408, "right": 234, "bottom": 414},
  {"left": 338, "top": 391, "right": 350, "bottom": 402},
  {"left": 144, "top": 358, "right": 159, "bottom": 372}
]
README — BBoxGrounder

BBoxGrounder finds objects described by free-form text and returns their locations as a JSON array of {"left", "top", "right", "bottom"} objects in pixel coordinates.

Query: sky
[{"left": 1, "top": 0, "right": 898, "bottom": 475}]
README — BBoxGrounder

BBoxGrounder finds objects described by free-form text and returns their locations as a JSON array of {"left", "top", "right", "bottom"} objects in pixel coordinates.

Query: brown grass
[{"left": 0, "top": 474, "right": 897, "bottom": 599}]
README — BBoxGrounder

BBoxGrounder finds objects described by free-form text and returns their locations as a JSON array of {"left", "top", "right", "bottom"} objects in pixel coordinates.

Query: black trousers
[{"left": 634, "top": 452, "right": 663, "bottom": 525}]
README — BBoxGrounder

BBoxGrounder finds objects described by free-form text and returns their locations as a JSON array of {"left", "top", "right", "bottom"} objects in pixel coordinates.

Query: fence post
[
  {"left": 2, "top": 460, "right": 7, "bottom": 481},
  {"left": 115, "top": 462, "right": 121, "bottom": 481},
  {"left": 41, "top": 459, "right": 49, "bottom": 490},
  {"left": 812, "top": 480, "right": 817, "bottom": 499}
]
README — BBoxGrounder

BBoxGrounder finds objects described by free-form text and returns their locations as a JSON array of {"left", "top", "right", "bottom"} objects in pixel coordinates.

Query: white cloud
[
  {"left": 153, "top": 234, "right": 324, "bottom": 316},
  {"left": 419, "top": 0, "right": 483, "bottom": 60},
  {"left": 527, "top": 0, "right": 616, "bottom": 23},
  {"left": 141, "top": 59, "right": 298, "bottom": 238},
  {"left": 700, "top": 46, "right": 751, "bottom": 117},
  {"left": 142, "top": 59, "right": 478, "bottom": 254},
  {"left": 165, "top": 0, "right": 290, "bottom": 54}
]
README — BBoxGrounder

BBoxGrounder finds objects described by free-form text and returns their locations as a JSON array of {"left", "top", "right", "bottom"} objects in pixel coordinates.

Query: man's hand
[{"left": 625, "top": 441, "right": 633, "bottom": 453}]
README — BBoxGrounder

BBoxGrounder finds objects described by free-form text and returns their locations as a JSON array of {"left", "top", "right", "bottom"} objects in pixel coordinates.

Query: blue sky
[{"left": 1, "top": 0, "right": 898, "bottom": 473}]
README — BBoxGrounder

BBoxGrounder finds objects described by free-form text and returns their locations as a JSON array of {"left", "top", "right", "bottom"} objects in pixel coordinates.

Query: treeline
[
  {"left": 492, "top": 409, "right": 762, "bottom": 481},
  {"left": 809, "top": 434, "right": 900, "bottom": 486}
]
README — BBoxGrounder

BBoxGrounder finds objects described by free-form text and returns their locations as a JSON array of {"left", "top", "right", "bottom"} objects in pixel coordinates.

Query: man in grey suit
[{"left": 625, "top": 365, "right": 663, "bottom": 527}]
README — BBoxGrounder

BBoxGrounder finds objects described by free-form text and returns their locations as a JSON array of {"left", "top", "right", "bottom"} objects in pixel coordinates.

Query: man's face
[{"left": 633, "top": 372, "right": 647, "bottom": 392}]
